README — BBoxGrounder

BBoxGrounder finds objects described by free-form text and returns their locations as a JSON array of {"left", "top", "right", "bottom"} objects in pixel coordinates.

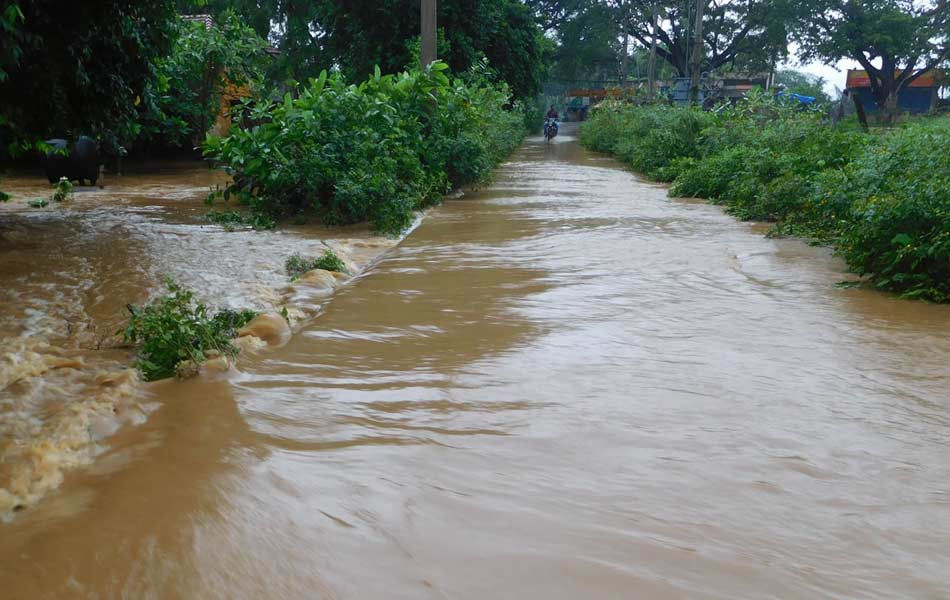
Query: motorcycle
[{"left": 544, "top": 118, "right": 559, "bottom": 142}]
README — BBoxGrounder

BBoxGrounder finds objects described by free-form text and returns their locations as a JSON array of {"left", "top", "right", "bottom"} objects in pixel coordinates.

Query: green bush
[
  {"left": 121, "top": 280, "right": 257, "bottom": 381},
  {"left": 581, "top": 95, "right": 950, "bottom": 302},
  {"left": 134, "top": 11, "right": 268, "bottom": 150},
  {"left": 204, "top": 62, "right": 527, "bottom": 235},
  {"left": 285, "top": 250, "right": 347, "bottom": 279},
  {"left": 837, "top": 121, "right": 950, "bottom": 301},
  {"left": 581, "top": 101, "right": 717, "bottom": 181}
]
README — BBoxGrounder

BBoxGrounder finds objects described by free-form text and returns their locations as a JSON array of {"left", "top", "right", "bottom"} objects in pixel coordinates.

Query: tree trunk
[
  {"left": 688, "top": 0, "right": 706, "bottom": 104},
  {"left": 647, "top": 1, "right": 658, "bottom": 100},
  {"left": 621, "top": 31, "right": 629, "bottom": 88},
  {"left": 851, "top": 91, "right": 869, "bottom": 132},
  {"left": 882, "top": 91, "right": 899, "bottom": 125}
]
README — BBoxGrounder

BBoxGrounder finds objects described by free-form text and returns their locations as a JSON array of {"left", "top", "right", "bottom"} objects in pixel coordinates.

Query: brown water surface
[{"left": 2, "top": 127, "right": 949, "bottom": 598}]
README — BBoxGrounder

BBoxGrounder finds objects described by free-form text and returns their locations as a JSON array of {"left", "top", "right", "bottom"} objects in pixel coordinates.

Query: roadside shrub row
[
  {"left": 204, "top": 61, "right": 529, "bottom": 235},
  {"left": 580, "top": 97, "right": 950, "bottom": 302}
]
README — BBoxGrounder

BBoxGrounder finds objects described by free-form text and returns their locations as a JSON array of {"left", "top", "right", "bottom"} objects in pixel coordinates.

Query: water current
[{"left": 1, "top": 126, "right": 949, "bottom": 598}]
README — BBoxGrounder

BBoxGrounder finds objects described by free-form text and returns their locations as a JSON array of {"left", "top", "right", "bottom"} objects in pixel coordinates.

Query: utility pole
[
  {"left": 620, "top": 1, "right": 629, "bottom": 88},
  {"left": 421, "top": 0, "right": 437, "bottom": 68},
  {"left": 688, "top": 0, "right": 705, "bottom": 104},
  {"left": 647, "top": 0, "right": 658, "bottom": 100}
]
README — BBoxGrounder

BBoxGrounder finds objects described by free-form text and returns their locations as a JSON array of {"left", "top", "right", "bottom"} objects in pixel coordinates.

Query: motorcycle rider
[{"left": 544, "top": 105, "right": 560, "bottom": 140}]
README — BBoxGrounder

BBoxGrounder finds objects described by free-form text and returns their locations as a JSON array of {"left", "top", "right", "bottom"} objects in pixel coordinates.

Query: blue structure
[{"left": 845, "top": 69, "right": 942, "bottom": 114}]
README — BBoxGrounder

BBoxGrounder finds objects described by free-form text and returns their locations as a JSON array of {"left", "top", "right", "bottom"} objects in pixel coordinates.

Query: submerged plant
[
  {"left": 121, "top": 279, "right": 257, "bottom": 381},
  {"left": 27, "top": 198, "right": 49, "bottom": 208},
  {"left": 205, "top": 210, "right": 276, "bottom": 230},
  {"left": 285, "top": 249, "right": 347, "bottom": 280},
  {"left": 51, "top": 177, "right": 73, "bottom": 202}
]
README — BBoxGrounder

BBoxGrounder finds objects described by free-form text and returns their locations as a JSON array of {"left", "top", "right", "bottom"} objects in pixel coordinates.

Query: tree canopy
[
  {"left": 0, "top": 0, "right": 178, "bottom": 157},
  {"left": 792, "top": 0, "right": 950, "bottom": 120},
  {"left": 623, "top": 0, "right": 789, "bottom": 77}
]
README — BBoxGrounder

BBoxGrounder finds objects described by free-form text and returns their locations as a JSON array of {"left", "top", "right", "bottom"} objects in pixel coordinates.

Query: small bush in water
[
  {"left": 285, "top": 250, "right": 347, "bottom": 279},
  {"left": 121, "top": 280, "right": 257, "bottom": 381},
  {"left": 51, "top": 177, "right": 73, "bottom": 202}
]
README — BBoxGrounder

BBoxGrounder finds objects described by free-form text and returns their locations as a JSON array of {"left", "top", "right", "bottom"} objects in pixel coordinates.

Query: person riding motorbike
[{"left": 544, "top": 105, "right": 560, "bottom": 140}]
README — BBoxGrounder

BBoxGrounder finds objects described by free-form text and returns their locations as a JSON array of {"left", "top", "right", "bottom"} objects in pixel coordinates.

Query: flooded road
[{"left": 2, "top": 126, "right": 950, "bottom": 598}]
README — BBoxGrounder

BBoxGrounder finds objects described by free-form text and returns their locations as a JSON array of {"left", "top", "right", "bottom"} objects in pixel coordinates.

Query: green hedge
[
  {"left": 204, "top": 62, "right": 528, "bottom": 235},
  {"left": 581, "top": 96, "right": 950, "bottom": 302}
]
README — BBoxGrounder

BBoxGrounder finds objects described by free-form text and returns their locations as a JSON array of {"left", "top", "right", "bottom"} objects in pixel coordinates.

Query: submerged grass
[{"left": 285, "top": 249, "right": 347, "bottom": 279}]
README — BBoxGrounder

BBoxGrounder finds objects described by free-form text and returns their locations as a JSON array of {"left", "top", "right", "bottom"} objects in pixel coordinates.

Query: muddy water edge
[
  {"left": 0, "top": 162, "right": 401, "bottom": 520},
  {"left": 2, "top": 126, "right": 950, "bottom": 598}
]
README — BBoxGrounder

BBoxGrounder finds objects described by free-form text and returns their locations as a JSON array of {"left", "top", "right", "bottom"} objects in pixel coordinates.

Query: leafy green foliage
[
  {"left": 621, "top": 0, "right": 790, "bottom": 77},
  {"left": 135, "top": 11, "right": 269, "bottom": 150},
  {"left": 285, "top": 250, "right": 347, "bottom": 279},
  {"left": 122, "top": 280, "right": 257, "bottom": 381},
  {"left": 580, "top": 101, "right": 717, "bottom": 181},
  {"left": 51, "top": 177, "right": 73, "bottom": 203},
  {"left": 790, "top": 0, "right": 949, "bottom": 122},
  {"left": 314, "top": 0, "right": 547, "bottom": 99},
  {"left": 205, "top": 62, "right": 528, "bottom": 235},
  {"left": 835, "top": 120, "right": 950, "bottom": 301},
  {"left": 582, "top": 95, "right": 950, "bottom": 301},
  {"left": 0, "top": 0, "right": 178, "bottom": 158}
]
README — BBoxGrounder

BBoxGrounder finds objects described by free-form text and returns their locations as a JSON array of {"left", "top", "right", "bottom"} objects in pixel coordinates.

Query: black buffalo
[{"left": 43, "top": 136, "right": 100, "bottom": 186}]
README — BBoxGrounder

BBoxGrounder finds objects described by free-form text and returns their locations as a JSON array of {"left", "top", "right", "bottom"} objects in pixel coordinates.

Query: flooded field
[{"left": 2, "top": 128, "right": 949, "bottom": 598}]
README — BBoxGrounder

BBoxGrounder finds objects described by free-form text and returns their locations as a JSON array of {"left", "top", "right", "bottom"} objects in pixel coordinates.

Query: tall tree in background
[
  {"left": 316, "top": 0, "right": 547, "bottom": 98},
  {"left": 187, "top": 0, "right": 547, "bottom": 98},
  {"left": 0, "top": 0, "right": 178, "bottom": 157},
  {"left": 549, "top": 1, "right": 624, "bottom": 85},
  {"left": 623, "top": 0, "right": 788, "bottom": 77},
  {"left": 792, "top": 0, "right": 950, "bottom": 123},
  {"left": 179, "top": 0, "right": 330, "bottom": 83}
]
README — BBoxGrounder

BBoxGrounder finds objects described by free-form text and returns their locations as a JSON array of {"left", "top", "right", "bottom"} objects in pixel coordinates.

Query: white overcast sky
[{"left": 788, "top": 58, "right": 862, "bottom": 96}]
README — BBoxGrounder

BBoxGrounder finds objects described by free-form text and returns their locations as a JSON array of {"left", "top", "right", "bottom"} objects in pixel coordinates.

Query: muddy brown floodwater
[{"left": 2, "top": 126, "right": 950, "bottom": 598}]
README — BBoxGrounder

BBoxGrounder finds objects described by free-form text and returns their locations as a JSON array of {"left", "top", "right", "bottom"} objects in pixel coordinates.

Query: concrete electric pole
[{"left": 421, "top": 0, "right": 437, "bottom": 68}]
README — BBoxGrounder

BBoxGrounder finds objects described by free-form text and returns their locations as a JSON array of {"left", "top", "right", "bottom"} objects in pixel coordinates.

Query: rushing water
[{"left": 2, "top": 126, "right": 949, "bottom": 598}]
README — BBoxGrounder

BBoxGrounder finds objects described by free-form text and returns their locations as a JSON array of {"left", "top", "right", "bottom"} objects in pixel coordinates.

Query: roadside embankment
[{"left": 580, "top": 99, "right": 950, "bottom": 302}]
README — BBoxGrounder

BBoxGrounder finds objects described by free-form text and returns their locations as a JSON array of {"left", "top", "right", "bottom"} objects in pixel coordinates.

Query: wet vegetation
[
  {"left": 122, "top": 280, "right": 257, "bottom": 381},
  {"left": 204, "top": 209, "right": 276, "bottom": 231},
  {"left": 581, "top": 97, "right": 950, "bottom": 302},
  {"left": 285, "top": 250, "right": 347, "bottom": 279},
  {"left": 204, "top": 62, "right": 530, "bottom": 235}
]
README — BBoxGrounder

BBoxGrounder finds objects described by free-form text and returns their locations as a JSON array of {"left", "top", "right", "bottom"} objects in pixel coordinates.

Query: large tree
[
  {"left": 316, "top": 0, "right": 548, "bottom": 98},
  {"left": 0, "top": 0, "right": 178, "bottom": 157},
  {"left": 186, "top": 0, "right": 548, "bottom": 98},
  {"left": 623, "top": 0, "right": 788, "bottom": 77},
  {"left": 793, "top": 0, "right": 950, "bottom": 122},
  {"left": 549, "top": 1, "right": 624, "bottom": 85}
]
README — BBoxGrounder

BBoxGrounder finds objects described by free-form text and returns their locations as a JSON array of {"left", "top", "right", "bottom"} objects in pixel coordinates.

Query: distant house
[{"left": 845, "top": 69, "right": 945, "bottom": 114}]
